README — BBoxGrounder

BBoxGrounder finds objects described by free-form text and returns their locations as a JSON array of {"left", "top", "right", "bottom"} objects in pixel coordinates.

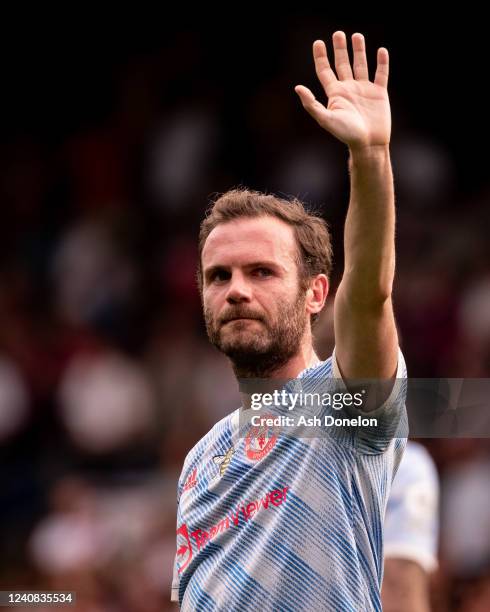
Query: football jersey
[
  {"left": 172, "top": 347, "right": 408, "bottom": 611},
  {"left": 384, "top": 441, "right": 439, "bottom": 572}
]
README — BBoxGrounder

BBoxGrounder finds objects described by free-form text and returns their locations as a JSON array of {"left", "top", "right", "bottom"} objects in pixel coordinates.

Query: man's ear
[{"left": 305, "top": 274, "right": 329, "bottom": 316}]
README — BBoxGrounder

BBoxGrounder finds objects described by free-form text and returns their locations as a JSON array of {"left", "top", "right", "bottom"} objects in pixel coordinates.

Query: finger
[
  {"left": 374, "top": 47, "right": 389, "bottom": 88},
  {"left": 352, "top": 33, "right": 369, "bottom": 80},
  {"left": 294, "top": 84, "right": 318, "bottom": 108},
  {"left": 332, "top": 31, "right": 353, "bottom": 81},
  {"left": 313, "top": 39, "right": 337, "bottom": 93},
  {"left": 294, "top": 85, "right": 334, "bottom": 128}
]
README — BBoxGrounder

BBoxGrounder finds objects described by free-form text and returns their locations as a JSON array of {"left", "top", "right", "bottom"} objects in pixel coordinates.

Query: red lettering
[
  {"left": 210, "top": 517, "right": 229, "bottom": 539},
  {"left": 190, "top": 528, "right": 209, "bottom": 550},
  {"left": 246, "top": 502, "right": 257, "bottom": 519},
  {"left": 270, "top": 489, "right": 283, "bottom": 506},
  {"left": 182, "top": 485, "right": 290, "bottom": 559},
  {"left": 229, "top": 509, "right": 240, "bottom": 526},
  {"left": 257, "top": 493, "right": 271, "bottom": 510}
]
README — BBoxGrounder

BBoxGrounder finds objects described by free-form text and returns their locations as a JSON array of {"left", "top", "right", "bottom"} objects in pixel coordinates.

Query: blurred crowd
[{"left": 0, "top": 19, "right": 489, "bottom": 611}]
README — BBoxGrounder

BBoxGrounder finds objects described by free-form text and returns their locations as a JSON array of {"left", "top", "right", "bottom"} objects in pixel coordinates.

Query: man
[
  {"left": 382, "top": 441, "right": 440, "bottom": 611},
  {"left": 172, "top": 31, "right": 407, "bottom": 610}
]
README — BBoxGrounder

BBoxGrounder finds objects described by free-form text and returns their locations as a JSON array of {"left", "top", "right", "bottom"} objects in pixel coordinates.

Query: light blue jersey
[
  {"left": 384, "top": 441, "right": 439, "bottom": 572},
  {"left": 172, "top": 348, "right": 407, "bottom": 611}
]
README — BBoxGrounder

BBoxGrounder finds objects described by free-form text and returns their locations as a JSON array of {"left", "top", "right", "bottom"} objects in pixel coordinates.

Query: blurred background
[{"left": 0, "top": 12, "right": 489, "bottom": 611}]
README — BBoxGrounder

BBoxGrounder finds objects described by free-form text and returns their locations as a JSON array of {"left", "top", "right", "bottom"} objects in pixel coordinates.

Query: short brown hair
[{"left": 197, "top": 187, "right": 332, "bottom": 312}]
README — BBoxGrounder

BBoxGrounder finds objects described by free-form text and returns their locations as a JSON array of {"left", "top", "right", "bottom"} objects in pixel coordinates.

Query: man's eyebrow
[
  {"left": 203, "top": 261, "right": 286, "bottom": 275},
  {"left": 244, "top": 261, "right": 283, "bottom": 270},
  {"left": 203, "top": 264, "right": 230, "bottom": 275}
]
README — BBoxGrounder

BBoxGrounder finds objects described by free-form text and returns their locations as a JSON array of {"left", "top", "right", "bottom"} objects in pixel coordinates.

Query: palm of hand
[
  {"left": 295, "top": 31, "right": 392, "bottom": 150},
  {"left": 323, "top": 81, "right": 391, "bottom": 148}
]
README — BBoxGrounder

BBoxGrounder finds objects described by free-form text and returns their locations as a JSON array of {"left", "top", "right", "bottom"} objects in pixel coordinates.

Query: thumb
[
  {"left": 294, "top": 85, "right": 316, "bottom": 104},
  {"left": 294, "top": 85, "right": 334, "bottom": 130}
]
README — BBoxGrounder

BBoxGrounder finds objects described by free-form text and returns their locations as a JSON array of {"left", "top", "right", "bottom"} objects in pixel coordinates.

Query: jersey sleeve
[
  {"left": 384, "top": 442, "right": 439, "bottom": 572},
  {"left": 331, "top": 346, "right": 408, "bottom": 453}
]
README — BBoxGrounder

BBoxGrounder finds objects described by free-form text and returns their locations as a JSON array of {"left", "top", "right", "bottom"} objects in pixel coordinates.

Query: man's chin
[
  {"left": 218, "top": 334, "right": 270, "bottom": 358},
  {"left": 222, "top": 318, "right": 262, "bottom": 329},
  {"left": 219, "top": 321, "right": 262, "bottom": 341}
]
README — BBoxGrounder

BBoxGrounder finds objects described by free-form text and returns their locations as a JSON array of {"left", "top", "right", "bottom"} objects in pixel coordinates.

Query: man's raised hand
[{"left": 295, "top": 31, "right": 391, "bottom": 152}]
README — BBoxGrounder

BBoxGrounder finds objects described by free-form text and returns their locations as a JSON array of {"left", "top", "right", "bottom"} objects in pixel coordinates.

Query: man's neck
[
  {"left": 238, "top": 345, "right": 320, "bottom": 411},
  {"left": 267, "top": 345, "right": 320, "bottom": 379},
  {"left": 232, "top": 336, "right": 321, "bottom": 380}
]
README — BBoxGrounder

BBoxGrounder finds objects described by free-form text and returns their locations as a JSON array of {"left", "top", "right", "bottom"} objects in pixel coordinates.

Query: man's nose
[{"left": 225, "top": 272, "right": 252, "bottom": 304}]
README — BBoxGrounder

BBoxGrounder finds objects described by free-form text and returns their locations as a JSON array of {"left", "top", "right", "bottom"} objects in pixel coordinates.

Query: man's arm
[
  {"left": 295, "top": 31, "right": 399, "bottom": 394},
  {"left": 382, "top": 442, "right": 439, "bottom": 611},
  {"left": 382, "top": 558, "right": 431, "bottom": 612}
]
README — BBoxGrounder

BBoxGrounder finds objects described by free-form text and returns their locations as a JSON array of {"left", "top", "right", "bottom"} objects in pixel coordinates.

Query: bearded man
[{"left": 172, "top": 30, "right": 407, "bottom": 611}]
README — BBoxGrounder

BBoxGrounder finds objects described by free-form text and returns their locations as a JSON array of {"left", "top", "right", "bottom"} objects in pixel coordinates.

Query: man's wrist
[
  {"left": 348, "top": 144, "right": 391, "bottom": 171},
  {"left": 348, "top": 143, "right": 390, "bottom": 161}
]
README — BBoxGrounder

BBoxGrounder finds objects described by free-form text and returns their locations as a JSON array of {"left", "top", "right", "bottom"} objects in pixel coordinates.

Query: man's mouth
[{"left": 222, "top": 317, "right": 261, "bottom": 325}]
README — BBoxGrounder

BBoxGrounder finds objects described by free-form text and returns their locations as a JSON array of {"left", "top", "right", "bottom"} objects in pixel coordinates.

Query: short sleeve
[{"left": 331, "top": 346, "right": 409, "bottom": 453}]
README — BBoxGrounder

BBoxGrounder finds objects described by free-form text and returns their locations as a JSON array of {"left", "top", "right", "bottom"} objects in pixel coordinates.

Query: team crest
[{"left": 245, "top": 420, "right": 277, "bottom": 460}]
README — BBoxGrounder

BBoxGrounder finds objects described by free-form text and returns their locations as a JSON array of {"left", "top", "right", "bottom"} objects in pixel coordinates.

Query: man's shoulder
[
  {"left": 181, "top": 408, "right": 239, "bottom": 476},
  {"left": 298, "top": 355, "right": 334, "bottom": 379}
]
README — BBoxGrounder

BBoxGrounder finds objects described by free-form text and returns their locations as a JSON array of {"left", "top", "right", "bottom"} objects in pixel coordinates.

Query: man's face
[{"left": 201, "top": 215, "right": 309, "bottom": 377}]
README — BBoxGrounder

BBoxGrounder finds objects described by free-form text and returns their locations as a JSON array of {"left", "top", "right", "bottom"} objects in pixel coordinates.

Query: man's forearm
[
  {"left": 342, "top": 144, "right": 395, "bottom": 305},
  {"left": 382, "top": 559, "right": 431, "bottom": 612}
]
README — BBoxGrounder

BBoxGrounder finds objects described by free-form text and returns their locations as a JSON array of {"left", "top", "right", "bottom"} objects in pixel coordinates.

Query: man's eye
[
  {"left": 253, "top": 268, "right": 272, "bottom": 277},
  {"left": 211, "top": 270, "right": 230, "bottom": 283}
]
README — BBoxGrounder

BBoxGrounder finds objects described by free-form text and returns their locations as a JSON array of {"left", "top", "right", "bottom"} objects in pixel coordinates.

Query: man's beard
[{"left": 204, "top": 290, "right": 308, "bottom": 378}]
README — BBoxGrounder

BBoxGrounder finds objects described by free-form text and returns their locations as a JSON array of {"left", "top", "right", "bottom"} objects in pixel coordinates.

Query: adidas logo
[{"left": 183, "top": 468, "right": 198, "bottom": 492}]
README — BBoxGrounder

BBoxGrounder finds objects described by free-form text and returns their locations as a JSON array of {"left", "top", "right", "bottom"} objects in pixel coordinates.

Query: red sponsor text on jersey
[{"left": 176, "top": 485, "right": 289, "bottom": 572}]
